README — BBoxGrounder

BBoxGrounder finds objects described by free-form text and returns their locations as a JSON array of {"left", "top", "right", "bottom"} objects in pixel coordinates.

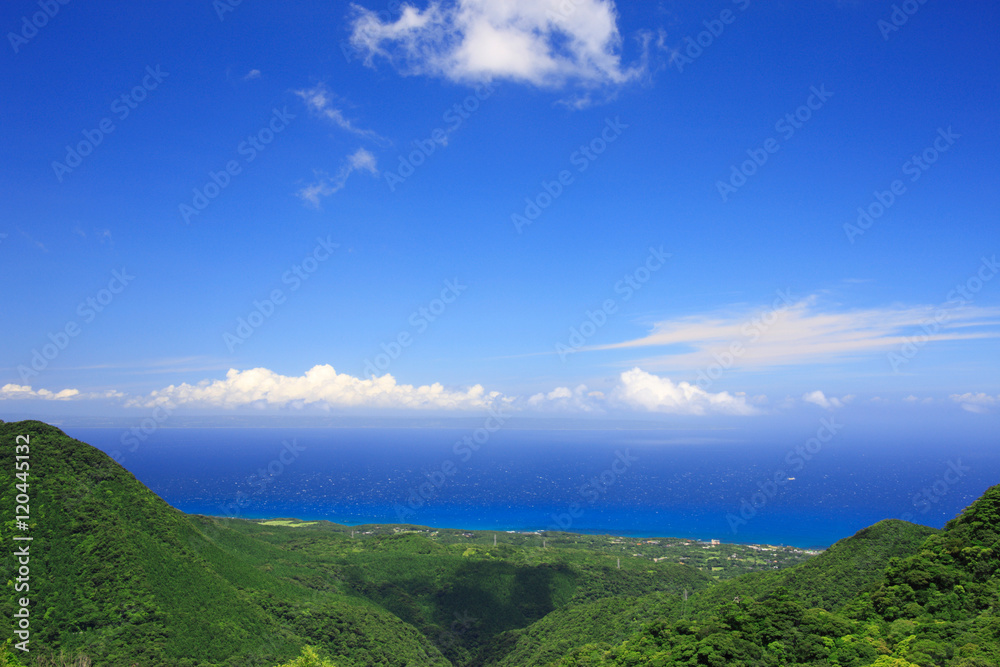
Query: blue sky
[{"left": 1, "top": 0, "right": 998, "bottom": 428}]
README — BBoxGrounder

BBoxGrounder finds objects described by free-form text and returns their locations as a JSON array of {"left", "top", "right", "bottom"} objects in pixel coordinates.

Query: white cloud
[
  {"left": 297, "top": 148, "right": 379, "bottom": 207},
  {"left": 243, "top": 69, "right": 261, "bottom": 80},
  {"left": 802, "top": 390, "right": 849, "bottom": 410},
  {"left": 124, "top": 365, "right": 760, "bottom": 416},
  {"left": 348, "top": 146, "right": 378, "bottom": 172},
  {"left": 128, "top": 364, "right": 505, "bottom": 411},
  {"left": 590, "top": 295, "right": 1000, "bottom": 372},
  {"left": 527, "top": 384, "right": 600, "bottom": 412},
  {"left": 294, "top": 83, "right": 387, "bottom": 144},
  {"left": 523, "top": 370, "right": 759, "bottom": 415},
  {"left": 950, "top": 392, "right": 999, "bottom": 414},
  {"left": 610, "top": 368, "right": 758, "bottom": 415},
  {"left": 0, "top": 384, "right": 81, "bottom": 400},
  {"left": 348, "top": 0, "right": 643, "bottom": 96}
]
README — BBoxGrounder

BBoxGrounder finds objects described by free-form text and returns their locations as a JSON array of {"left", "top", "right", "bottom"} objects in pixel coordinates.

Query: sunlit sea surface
[{"left": 64, "top": 427, "right": 999, "bottom": 548}]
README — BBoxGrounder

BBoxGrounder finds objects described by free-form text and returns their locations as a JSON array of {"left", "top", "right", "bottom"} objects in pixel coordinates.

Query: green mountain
[
  {"left": 550, "top": 486, "right": 1000, "bottom": 666},
  {"left": 489, "top": 519, "right": 940, "bottom": 666},
  {"left": 0, "top": 420, "right": 448, "bottom": 666},
  {"left": 2, "top": 420, "right": 996, "bottom": 666},
  {"left": 691, "top": 519, "right": 941, "bottom": 613},
  {"left": 0, "top": 421, "right": 707, "bottom": 665}
]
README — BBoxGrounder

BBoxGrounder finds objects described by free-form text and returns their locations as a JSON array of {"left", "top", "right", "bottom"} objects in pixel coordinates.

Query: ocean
[{"left": 62, "top": 426, "right": 999, "bottom": 549}]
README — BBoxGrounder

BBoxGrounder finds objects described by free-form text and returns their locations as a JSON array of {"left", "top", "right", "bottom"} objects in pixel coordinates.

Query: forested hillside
[
  {"left": 2, "top": 421, "right": 996, "bottom": 666},
  {"left": 0, "top": 422, "right": 707, "bottom": 666},
  {"left": 551, "top": 488, "right": 1000, "bottom": 666}
]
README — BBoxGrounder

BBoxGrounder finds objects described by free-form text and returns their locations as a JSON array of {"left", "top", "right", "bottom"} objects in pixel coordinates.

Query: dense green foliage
[
  {"left": 273, "top": 646, "right": 338, "bottom": 667},
  {"left": 2, "top": 421, "right": 997, "bottom": 666},
  {"left": 0, "top": 422, "right": 449, "bottom": 665},
  {"left": 548, "top": 490, "right": 1000, "bottom": 666},
  {"left": 0, "top": 422, "right": 707, "bottom": 665},
  {"left": 691, "top": 519, "right": 940, "bottom": 613},
  {"left": 478, "top": 521, "right": 940, "bottom": 666}
]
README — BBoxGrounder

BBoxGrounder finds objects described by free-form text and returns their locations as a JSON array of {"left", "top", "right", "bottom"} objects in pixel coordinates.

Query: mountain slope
[
  {"left": 1, "top": 421, "right": 713, "bottom": 666},
  {"left": 547, "top": 486, "right": 1000, "bottom": 666},
  {"left": 0, "top": 420, "right": 449, "bottom": 666},
  {"left": 4, "top": 420, "right": 996, "bottom": 666},
  {"left": 692, "top": 519, "right": 940, "bottom": 613},
  {"left": 483, "top": 592, "right": 685, "bottom": 667},
  {"left": 854, "top": 485, "right": 1000, "bottom": 666},
  {"left": 485, "top": 518, "right": 936, "bottom": 666}
]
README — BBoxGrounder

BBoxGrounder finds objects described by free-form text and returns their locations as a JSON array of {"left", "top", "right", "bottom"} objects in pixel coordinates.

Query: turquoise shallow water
[{"left": 64, "top": 426, "right": 999, "bottom": 548}]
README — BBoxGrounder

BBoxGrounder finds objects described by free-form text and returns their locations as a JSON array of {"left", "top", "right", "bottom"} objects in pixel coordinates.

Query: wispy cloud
[
  {"left": 15, "top": 226, "right": 47, "bottom": 252},
  {"left": 243, "top": 68, "right": 261, "bottom": 80},
  {"left": 65, "top": 356, "right": 232, "bottom": 376},
  {"left": 294, "top": 82, "right": 388, "bottom": 144},
  {"left": 0, "top": 384, "right": 124, "bottom": 401},
  {"left": 348, "top": 0, "right": 644, "bottom": 102},
  {"left": 297, "top": 148, "right": 379, "bottom": 207},
  {"left": 803, "top": 390, "right": 853, "bottom": 410},
  {"left": 950, "top": 392, "right": 999, "bottom": 414},
  {"left": 72, "top": 226, "right": 114, "bottom": 246},
  {"left": 0, "top": 384, "right": 79, "bottom": 400},
  {"left": 588, "top": 295, "right": 1000, "bottom": 371}
]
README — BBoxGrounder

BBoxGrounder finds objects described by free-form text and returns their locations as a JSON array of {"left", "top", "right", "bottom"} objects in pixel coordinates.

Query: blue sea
[{"left": 63, "top": 426, "right": 1000, "bottom": 549}]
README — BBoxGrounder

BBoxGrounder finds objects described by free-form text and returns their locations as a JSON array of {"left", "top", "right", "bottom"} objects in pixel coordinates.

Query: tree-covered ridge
[
  {"left": 1, "top": 420, "right": 996, "bottom": 666},
  {"left": 550, "top": 488, "right": 1000, "bottom": 666},
  {"left": 477, "top": 520, "right": 938, "bottom": 666},
  {"left": 0, "top": 421, "right": 449, "bottom": 666},
  {"left": 691, "top": 519, "right": 941, "bottom": 614},
  {"left": 0, "top": 421, "right": 711, "bottom": 665}
]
